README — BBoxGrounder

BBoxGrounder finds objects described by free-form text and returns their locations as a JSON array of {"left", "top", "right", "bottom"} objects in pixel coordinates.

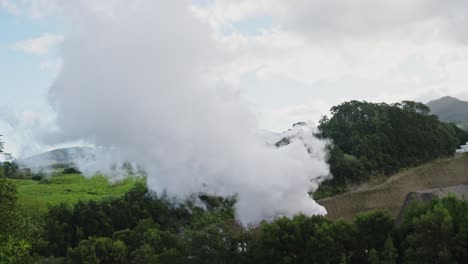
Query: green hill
[
  {"left": 427, "top": 96, "right": 468, "bottom": 126},
  {"left": 11, "top": 174, "right": 143, "bottom": 215}
]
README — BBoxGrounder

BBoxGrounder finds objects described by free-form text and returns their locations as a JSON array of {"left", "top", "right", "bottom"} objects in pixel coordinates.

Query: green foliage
[
  {"left": 4, "top": 130, "right": 468, "bottom": 263},
  {"left": 0, "top": 137, "right": 27, "bottom": 263},
  {"left": 0, "top": 161, "right": 42, "bottom": 263},
  {"left": 63, "top": 166, "right": 81, "bottom": 174},
  {"left": 5, "top": 175, "right": 468, "bottom": 264},
  {"left": 186, "top": 220, "right": 248, "bottom": 264},
  {"left": 0, "top": 235, "right": 32, "bottom": 264},
  {"left": 0, "top": 162, "right": 19, "bottom": 178},
  {"left": 11, "top": 174, "right": 143, "bottom": 215},
  {"left": 67, "top": 237, "right": 128, "bottom": 264},
  {"left": 0, "top": 177, "right": 18, "bottom": 230},
  {"left": 399, "top": 196, "right": 468, "bottom": 263},
  {"left": 35, "top": 184, "right": 242, "bottom": 263},
  {"left": 353, "top": 209, "right": 394, "bottom": 261},
  {"left": 382, "top": 237, "right": 398, "bottom": 264},
  {"left": 317, "top": 100, "right": 468, "bottom": 197},
  {"left": 368, "top": 249, "right": 380, "bottom": 264},
  {"left": 404, "top": 204, "right": 454, "bottom": 263}
]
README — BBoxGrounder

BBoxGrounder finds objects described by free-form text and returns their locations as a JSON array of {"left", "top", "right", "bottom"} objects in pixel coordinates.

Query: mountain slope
[
  {"left": 427, "top": 96, "right": 468, "bottom": 123},
  {"left": 317, "top": 155, "right": 468, "bottom": 220},
  {"left": 17, "top": 147, "right": 95, "bottom": 168}
]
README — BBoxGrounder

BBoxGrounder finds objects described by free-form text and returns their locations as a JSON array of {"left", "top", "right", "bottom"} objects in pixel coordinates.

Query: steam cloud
[{"left": 49, "top": 0, "right": 330, "bottom": 223}]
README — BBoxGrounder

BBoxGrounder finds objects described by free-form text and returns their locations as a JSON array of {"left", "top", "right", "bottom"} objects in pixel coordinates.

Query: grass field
[{"left": 11, "top": 174, "right": 144, "bottom": 215}]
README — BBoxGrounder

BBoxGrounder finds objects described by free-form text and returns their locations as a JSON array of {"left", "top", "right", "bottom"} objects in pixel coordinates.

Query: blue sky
[
  {"left": 0, "top": 10, "right": 63, "bottom": 111},
  {"left": 0, "top": 7, "right": 66, "bottom": 158}
]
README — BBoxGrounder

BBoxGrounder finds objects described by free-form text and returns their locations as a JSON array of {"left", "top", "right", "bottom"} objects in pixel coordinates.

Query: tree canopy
[{"left": 315, "top": 100, "right": 468, "bottom": 198}]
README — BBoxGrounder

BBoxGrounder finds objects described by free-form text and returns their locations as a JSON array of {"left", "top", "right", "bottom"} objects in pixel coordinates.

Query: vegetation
[
  {"left": 4, "top": 179, "right": 468, "bottom": 263},
  {"left": 12, "top": 174, "right": 142, "bottom": 215},
  {"left": 0, "top": 136, "right": 43, "bottom": 263},
  {"left": 2, "top": 135, "right": 468, "bottom": 263},
  {"left": 314, "top": 100, "right": 468, "bottom": 199},
  {"left": 317, "top": 155, "right": 468, "bottom": 221}
]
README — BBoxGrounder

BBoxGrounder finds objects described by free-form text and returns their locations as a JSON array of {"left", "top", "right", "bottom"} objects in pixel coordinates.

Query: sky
[{"left": 2, "top": 0, "right": 468, "bottom": 158}]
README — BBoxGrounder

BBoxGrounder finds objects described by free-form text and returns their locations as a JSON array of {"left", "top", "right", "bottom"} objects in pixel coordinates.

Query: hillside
[
  {"left": 11, "top": 174, "right": 142, "bottom": 215},
  {"left": 314, "top": 100, "right": 468, "bottom": 198},
  {"left": 318, "top": 154, "right": 468, "bottom": 220},
  {"left": 17, "top": 147, "right": 94, "bottom": 168},
  {"left": 427, "top": 96, "right": 468, "bottom": 124}
]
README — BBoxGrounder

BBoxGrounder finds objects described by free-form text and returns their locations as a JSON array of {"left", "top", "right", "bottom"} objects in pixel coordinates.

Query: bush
[
  {"left": 63, "top": 167, "right": 81, "bottom": 175},
  {"left": 39, "top": 178, "right": 51, "bottom": 184}
]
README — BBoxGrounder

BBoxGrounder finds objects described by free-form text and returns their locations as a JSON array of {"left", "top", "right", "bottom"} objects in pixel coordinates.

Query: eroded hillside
[{"left": 318, "top": 155, "right": 468, "bottom": 220}]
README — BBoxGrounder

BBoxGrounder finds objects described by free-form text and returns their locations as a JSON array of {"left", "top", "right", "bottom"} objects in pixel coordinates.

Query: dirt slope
[{"left": 318, "top": 155, "right": 468, "bottom": 221}]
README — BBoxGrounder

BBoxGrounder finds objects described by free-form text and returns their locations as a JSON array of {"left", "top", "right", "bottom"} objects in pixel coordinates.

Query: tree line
[
  {"left": 2, "top": 178, "right": 468, "bottom": 263},
  {"left": 314, "top": 100, "right": 468, "bottom": 198}
]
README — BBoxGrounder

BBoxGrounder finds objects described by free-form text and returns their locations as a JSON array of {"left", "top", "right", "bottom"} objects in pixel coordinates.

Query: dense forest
[
  {"left": 2, "top": 178, "right": 468, "bottom": 264},
  {"left": 315, "top": 100, "right": 468, "bottom": 198}
]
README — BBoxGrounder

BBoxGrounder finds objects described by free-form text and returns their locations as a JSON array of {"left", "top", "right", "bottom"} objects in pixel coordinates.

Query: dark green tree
[
  {"left": 381, "top": 237, "right": 398, "bottom": 264},
  {"left": 352, "top": 209, "right": 394, "bottom": 262},
  {"left": 403, "top": 203, "right": 454, "bottom": 263},
  {"left": 0, "top": 136, "right": 37, "bottom": 263},
  {"left": 67, "top": 237, "right": 127, "bottom": 264}
]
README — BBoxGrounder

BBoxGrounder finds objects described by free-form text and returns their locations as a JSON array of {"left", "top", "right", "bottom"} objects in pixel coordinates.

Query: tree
[
  {"left": 0, "top": 177, "right": 18, "bottom": 230},
  {"left": 352, "top": 209, "right": 394, "bottom": 262},
  {"left": 403, "top": 203, "right": 454, "bottom": 263},
  {"left": 1, "top": 162, "right": 19, "bottom": 178},
  {"left": 186, "top": 220, "right": 247, "bottom": 264},
  {"left": 67, "top": 237, "right": 128, "bottom": 264},
  {"left": 381, "top": 237, "right": 398, "bottom": 264},
  {"left": 368, "top": 249, "right": 380, "bottom": 264},
  {"left": 0, "top": 136, "right": 35, "bottom": 263}
]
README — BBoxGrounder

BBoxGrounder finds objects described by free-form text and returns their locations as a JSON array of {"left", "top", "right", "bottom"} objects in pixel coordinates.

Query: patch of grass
[
  {"left": 457, "top": 122, "right": 468, "bottom": 131},
  {"left": 11, "top": 173, "right": 144, "bottom": 215}
]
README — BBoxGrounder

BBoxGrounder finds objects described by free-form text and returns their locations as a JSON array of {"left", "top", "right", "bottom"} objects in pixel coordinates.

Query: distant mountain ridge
[
  {"left": 427, "top": 96, "right": 468, "bottom": 123},
  {"left": 17, "top": 147, "right": 95, "bottom": 168}
]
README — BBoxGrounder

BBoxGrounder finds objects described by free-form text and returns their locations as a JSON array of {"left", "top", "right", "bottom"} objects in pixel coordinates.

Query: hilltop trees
[{"left": 316, "top": 101, "right": 468, "bottom": 198}]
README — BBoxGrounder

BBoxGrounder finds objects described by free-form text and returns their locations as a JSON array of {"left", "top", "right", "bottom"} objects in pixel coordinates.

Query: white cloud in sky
[
  {"left": 10, "top": 33, "right": 64, "bottom": 55},
  {"left": 0, "top": 109, "right": 57, "bottom": 158},
  {"left": 24, "top": 0, "right": 61, "bottom": 19},
  {"left": 268, "top": 101, "right": 332, "bottom": 131},
  {"left": 5, "top": 0, "right": 468, "bottom": 149},
  {"left": 39, "top": 58, "right": 62, "bottom": 72},
  {"left": 0, "top": 0, "right": 20, "bottom": 15},
  {"left": 0, "top": 0, "right": 61, "bottom": 18},
  {"left": 191, "top": 0, "right": 468, "bottom": 130}
]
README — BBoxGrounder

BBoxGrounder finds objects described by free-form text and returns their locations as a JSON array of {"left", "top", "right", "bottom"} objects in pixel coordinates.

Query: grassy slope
[
  {"left": 458, "top": 122, "right": 468, "bottom": 131},
  {"left": 11, "top": 174, "right": 143, "bottom": 215},
  {"left": 318, "top": 154, "right": 468, "bottom": 221}
]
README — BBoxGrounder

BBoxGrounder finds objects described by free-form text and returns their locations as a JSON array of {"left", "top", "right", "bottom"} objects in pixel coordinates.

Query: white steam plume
[{"left": 49, "top": 0, "right": 330, "bottom": 224}]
